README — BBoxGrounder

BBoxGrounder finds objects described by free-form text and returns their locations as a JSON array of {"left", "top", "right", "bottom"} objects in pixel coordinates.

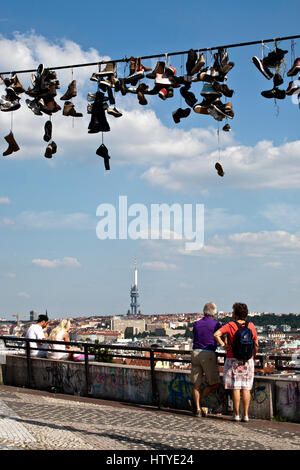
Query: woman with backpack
[{"left": 214, "top": 303, "right": 259, "bottom": 422}]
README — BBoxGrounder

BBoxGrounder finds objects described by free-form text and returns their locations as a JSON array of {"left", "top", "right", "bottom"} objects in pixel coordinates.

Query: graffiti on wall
[
  {"left": 166, "top": 374, "right": 192, "bottom": 408},
  {"left": 42, "top": 363, "right": 82, "bottom": 394},
  {"left": 251, "top": 383, "right": 269, "bottom": 405},
  {"left": 91, "top": 367, "right": 151, "bottom": 403},
  {"left": 279, "top": 382, "right": 300, "bottom": 409}
]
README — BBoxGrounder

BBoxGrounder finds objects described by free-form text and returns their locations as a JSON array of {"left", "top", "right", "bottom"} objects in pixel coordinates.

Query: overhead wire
[{"left": 0, "top": 34, "right": 300, "bottom": 75}]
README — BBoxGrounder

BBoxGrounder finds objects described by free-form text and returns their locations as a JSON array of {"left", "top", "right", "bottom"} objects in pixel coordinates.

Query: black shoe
[
  {"left": 273, "top": 73, "right": 284, "bottom": 87},
  {"left": 186, "top": 49, "right": 197, "bottom": 75},
  {"left": 96, "top": 144, "right": 110, "bottom": 171},
  {"left": 88, "top": 92, "right": 111, "bottom": 133},
  {"left": 261, "top": 87, "right": 286, "bottom": 99},
  {"left": 252, "top": 56, "right": 274, "bottom": 80},
  {"left": 215, "top": 162, "right": 224, "bottom": 177},
  {"left": 172, "top": 107, "right": 191, "bottom": 123},
  {"left": 212, "top": 82, "right": 234, "bottom": 98},
  {"left": 43, "top": 120, "right": 52, "bottom": 142},
  {"left": 263, "top": 48, "right": 288, "bottom": 68},
  {"left": 180, "top": 86, "right": 197, "bottom": 107}
]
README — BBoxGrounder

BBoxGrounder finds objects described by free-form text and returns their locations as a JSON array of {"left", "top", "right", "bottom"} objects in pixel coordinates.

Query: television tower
[{"left": 130, "top": 260, "right": 140, "bottom": 316}]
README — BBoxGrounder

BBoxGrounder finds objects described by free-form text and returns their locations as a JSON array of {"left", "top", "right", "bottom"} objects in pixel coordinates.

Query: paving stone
[{"left": 0, "top": 386, "right": 299, "bottom": 450}]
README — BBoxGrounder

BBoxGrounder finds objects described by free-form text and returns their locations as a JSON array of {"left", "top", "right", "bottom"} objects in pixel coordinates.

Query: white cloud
[
  {"left": 142, "top": 261, "right": 179, "bottom": 271},
  {"left": 260, "top": 203, "right": 300, "bottom": 230},
  {"left": 32, "top": 257, "right": 81, "bottom": 268},
  {"left": 141, "top": 139, "right": 300, "bottom": 192},
  {"left": 2, "top": 211, "right": 95, "bottom": 230},
  {"left": 0, "top": 197, "right": 10, "bottom": 204},
  {"left": 18, "top": 291, "right": 30, "bottom": 298},
  {"left": 187, "top": 230, "right": 300, "bottom": 259},
  {"left": 263, "top": 261, "right": 288, "bottom": 269}
]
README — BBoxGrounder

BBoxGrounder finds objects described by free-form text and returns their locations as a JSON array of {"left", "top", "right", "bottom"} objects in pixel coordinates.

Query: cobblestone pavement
[{"left": 0, "top": 385, "right": 299, "bottom": 451}]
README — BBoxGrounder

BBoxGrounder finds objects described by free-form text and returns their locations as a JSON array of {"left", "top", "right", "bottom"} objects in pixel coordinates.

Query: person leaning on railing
[
  {"left": 190, "top": 302, "right": 222, "bottom": 417},
  {"left": 214, "top": 303, "right": 259, "bottom": 423}
]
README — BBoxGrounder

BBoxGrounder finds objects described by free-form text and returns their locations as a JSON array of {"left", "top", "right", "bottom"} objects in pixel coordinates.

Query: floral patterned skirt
[{"left": 223, "top": 358, "right": 254, "bottom": 390}]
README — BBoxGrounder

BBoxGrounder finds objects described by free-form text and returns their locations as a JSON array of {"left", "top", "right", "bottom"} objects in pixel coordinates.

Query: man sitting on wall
[{"left": 25, "top": 314, "right": 49, "bottom": 357}]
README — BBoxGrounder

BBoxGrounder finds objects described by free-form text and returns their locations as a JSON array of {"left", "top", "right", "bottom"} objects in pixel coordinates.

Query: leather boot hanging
[{"left": 3, "top": 131, "right": 20, "bottom": 156}]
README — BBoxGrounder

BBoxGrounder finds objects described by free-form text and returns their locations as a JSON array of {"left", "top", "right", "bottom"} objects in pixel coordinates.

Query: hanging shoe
[
  {"left": 0, "top": 97, "right": 21, "bottom": 112},
  {"left": 167, "top": 87, "right": 174, "bottom": 98},
  {"left": 273, "top": 73, "right": 284, "bottom": 87},
  {"left": 124, "top": 57, "right": 146, "bottom": 85},
  {"left": 201, "top": 83, "right": 222, "bottom": 98},
  {"left": 212, "top": 82, "right": 234, "bottom": 98},
  {"left": 87, "top": 92, "right": 96, "bottom": 102},
  {"left": 97, "top": 62, "right": 116, "bottom": 77},
  {"left": 60, "top": 80, "right": 77, "bottom": 100},
  {"left": 107, "top": 106, "right": 122, "bottom": 117},
  {"left": 286, "top": 81, "right": 300, "bottom": 96},
  {"left": 222, "top": 123, "right": 231, "bottom": 132},
  {"left": 186, "top": 49, "right": 198, "bottom": 75},
  {"left": 215, "top": 162, "right": 225, "bottom": 177},
  {"left": 180, "top": 86, "right": 197, "bottom": 107},
  {"left": 146, "top": 61, "right": 165, "bottom": 79},
  {"left": 88, "top": 92, "right": 110, "bottom": 133},
  {"left": 287, "top": 57, "right": 300, "bottom": 77},
  {"left": 207, "top": 106, "right": 224, "bottom": 121},
  {"left": 261, "top": 87, "right": 286, "bottom": 99},
  {"left": 172, "top": 107, "right": 191, "bottom": 123},
  {"left": 210, "top": 101, "right": 234, "bottom": 119},
  {"left": 190, "top": 53, "right": 205, "bottom": 75},
  {"left": 25, "top": 98, "right": 43, "bottom": 115},
  {"left": 44, "top": 141, "right": 57, "bottom": 159},
  {"left": 193, "top": 103, "right": 209, "bottom": 115},
  {"left": 3, "top": 131, "right": 20, "bottom": 156},
  {"left": 62, "top": 101, "right": 83, "bottom": 117},
  {"left": 197, "top": 67, "right": 220, "bottom": 83},
  {"left": 96, "top": 143, "right": 111, "bottom": 171},
  {"left": 263, "top": 48, "right": 288, "bottom": 69},
  {"left": 43, "top": 120, "right": 52, "bottom": 142},
  {"left": 137, "top": 83, "right": 149, "bottom": 105},
  {"left": 164, "top": 65, "right": 177, "bottom": 77},
  {"left": 11, "top": 74, "right": 25, "bottom": 94},
  {"left": 158, "top": 88, "right": 168, "bottom": 100},
  {"left": 252, "top": 56, "right": 274, "bottom": 80}
]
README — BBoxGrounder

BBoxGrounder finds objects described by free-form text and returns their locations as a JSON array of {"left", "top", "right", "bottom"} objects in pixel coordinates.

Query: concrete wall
[{"left": 1, "top": 355, "right": 300, "bottom": 422}]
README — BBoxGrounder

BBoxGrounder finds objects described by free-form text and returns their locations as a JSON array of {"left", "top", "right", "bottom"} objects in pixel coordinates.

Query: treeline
[{"left": 220, "top": 314, "right": 300, "bottom": 329}]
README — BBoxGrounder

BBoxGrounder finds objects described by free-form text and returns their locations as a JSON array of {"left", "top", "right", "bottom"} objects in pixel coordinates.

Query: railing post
[
  {"left": 25, "top": 339, "right": 33, "bottom": 388},
  {"left": 150, "top": 348, "right": 159, "bottom": 408},
  {"left": 84, "top": 344, "right": 90, "bottom": 396}
]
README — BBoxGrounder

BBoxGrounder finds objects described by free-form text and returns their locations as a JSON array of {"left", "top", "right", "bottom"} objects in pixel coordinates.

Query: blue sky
[{"left": 0, "top": 1, "right": 300, "bottom": 317}]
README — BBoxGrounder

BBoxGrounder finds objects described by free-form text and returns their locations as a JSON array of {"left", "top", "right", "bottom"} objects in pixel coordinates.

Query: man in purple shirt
[{"left": 190, "top": 302, "right": 221, "bottom": 417}]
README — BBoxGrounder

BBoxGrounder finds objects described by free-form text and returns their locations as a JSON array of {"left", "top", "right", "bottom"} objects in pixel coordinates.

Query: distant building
[
  {"left": 111, "top": 316, "right": 145, "bottom": 335},
  {"left": 30, "top": 310, "right": 38, "bottom": 322}
]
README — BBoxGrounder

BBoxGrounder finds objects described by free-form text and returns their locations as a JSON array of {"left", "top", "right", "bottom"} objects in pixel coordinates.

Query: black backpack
[{"left": 232, "top": 321, "right": 254, "bottom": 362}]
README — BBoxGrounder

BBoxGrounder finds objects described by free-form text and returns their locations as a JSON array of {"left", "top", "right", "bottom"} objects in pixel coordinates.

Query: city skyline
[{"left": 1, "top": 1, "right": 300, "bottom": 316}]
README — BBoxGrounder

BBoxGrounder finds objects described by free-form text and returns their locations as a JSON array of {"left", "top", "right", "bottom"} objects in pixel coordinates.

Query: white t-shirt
[
  {"left": 46, "top": 330, "right": 68, "bottom": 360},
  {"left": 25, "top": 324, "right": 45, "bottom": 356}
]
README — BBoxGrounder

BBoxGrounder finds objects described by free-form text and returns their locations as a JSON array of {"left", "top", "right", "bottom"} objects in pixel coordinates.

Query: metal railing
[{"left": 0, "top": 335, "right": 299, "bottom": 407}]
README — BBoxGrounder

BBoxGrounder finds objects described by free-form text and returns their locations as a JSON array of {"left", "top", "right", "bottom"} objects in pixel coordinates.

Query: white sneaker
[
  {"left": 233, "top": 415, "right": 241, "bottom": 422},
  {"left": 242, "top": 416, "right": 249, "bottom": 422}
]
